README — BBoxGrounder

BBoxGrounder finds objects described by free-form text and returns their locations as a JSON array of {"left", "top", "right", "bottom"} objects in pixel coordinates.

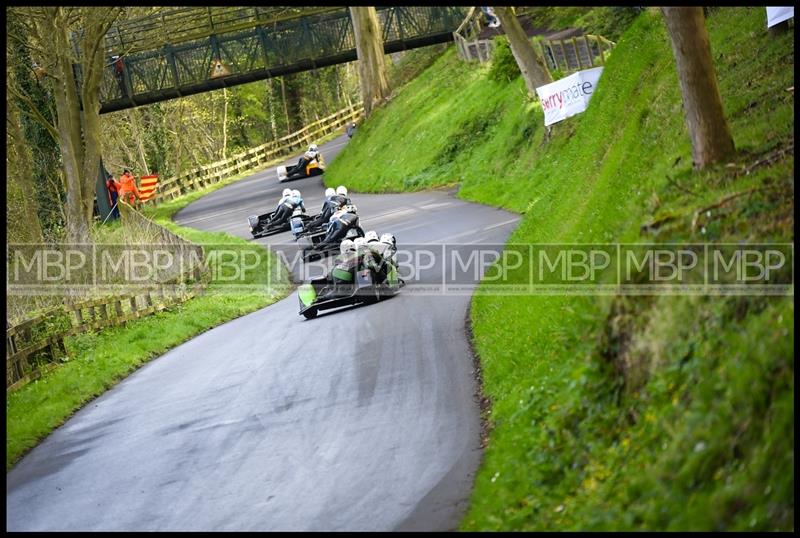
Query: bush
[{"left": 488, "top": 36, "right": 521, "bottom": 83}]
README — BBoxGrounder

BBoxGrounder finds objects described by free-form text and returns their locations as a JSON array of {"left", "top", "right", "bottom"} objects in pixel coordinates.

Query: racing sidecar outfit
[{"left": 287, "top": 150, "right": 320, "bottom": 176}]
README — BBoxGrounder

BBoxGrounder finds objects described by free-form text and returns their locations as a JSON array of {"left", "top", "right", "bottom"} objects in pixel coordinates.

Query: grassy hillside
[{"left": 327, "top": 7, "right": 794, "bottom": 531}]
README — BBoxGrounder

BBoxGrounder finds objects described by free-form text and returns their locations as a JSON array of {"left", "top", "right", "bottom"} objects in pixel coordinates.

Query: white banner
[
  {"left": 766, "top": 7, "right": 794, "bottom": 28},
  {"left": 535, "top": 67, "right": 604, "bottom": 127}
]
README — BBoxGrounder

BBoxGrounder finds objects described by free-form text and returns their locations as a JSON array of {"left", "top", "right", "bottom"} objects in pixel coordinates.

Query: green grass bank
[{"left": 327, "top": 8, "right": 794, "bottom": 531}]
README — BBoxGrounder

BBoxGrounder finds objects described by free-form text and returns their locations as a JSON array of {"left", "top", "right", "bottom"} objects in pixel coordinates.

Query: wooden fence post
[
  {"left": 572, "top": 37, "right": 583, "bottom": 69},
  {"left": 584, "top": 35, "right": 594, "bottom": 67}
]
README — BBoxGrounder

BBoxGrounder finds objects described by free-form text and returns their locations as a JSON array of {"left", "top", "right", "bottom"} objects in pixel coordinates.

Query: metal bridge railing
[
  {"left": 104, "top": 7, "right": 342, "bottom": 55},
  {"left": 98, "top": 6, "right": 468, "bottom": 113}
]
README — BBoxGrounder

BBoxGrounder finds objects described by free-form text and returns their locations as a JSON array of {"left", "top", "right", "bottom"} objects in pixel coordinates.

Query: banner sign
[
  {"left": 536, "top": 67, "right": 604, "bottom": 127},
  {"left": 766, "top": 7, "right": 794, "bottom": 28}
]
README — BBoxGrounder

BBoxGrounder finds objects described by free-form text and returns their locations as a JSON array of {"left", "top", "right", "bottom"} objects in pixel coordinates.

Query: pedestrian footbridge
[{"left": 92, "top": 6, "right": 467, "bottom": 114}]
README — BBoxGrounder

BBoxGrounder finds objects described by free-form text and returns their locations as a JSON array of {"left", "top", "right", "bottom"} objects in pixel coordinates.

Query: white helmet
[
  {"left": 292, "top": 189, "right": 301, "bottom": 198},
  {"left": 340, "top": 239, "right": 356, "bottom": 254},
  {"left": 336, "top": 185, "right": 348, "bottom": 196},
  {"left": 309, "top": 144, "right": 318, "bottom": 152},
  {"left": 324, "top": 187, "right": 335, "bottom": 197},
  {"left": 282, "top": 188, "right": 291, "bottom": 197},
  {"left": 353, "top": 237, "right": 367, "bottom": 248},
  {"left": 380, "top": 233, "right": 396, "bottom": 246},
  {"left": 365, "top": 230, "right": 379, "bottom": 243}
]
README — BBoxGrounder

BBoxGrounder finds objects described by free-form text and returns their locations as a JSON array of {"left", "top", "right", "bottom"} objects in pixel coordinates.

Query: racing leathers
[
  {"left": 318, "top": 249, "right": 361, "bottom": 299},
  {"left": 363, "top": 241, "right": 397, "bottom": 284},
  {"left": 268, "top": 193, "right": 304, "bottom": 226},
  {"left": 317, "top": 207, "right": 361, "bottom": 249},
  {"left": 287, "top": 149, "right": 320, "bottom": 176},
  {"left": 308, "top": 193, "right": 351, "bottom": 230}
]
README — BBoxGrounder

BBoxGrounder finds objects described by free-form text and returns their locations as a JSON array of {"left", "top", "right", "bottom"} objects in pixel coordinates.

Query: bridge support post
[
  {"left": 210, "top": 35, "right": 221, "bottom": 64},
  {"left": 96, "top": 159, "right": 116, "bottom": 223},
  {"left": 123, "top": 63, "right": 134, "bottom": 102},
  {"left": 165, "top": 45, "right": 181, "bottom": 88}
]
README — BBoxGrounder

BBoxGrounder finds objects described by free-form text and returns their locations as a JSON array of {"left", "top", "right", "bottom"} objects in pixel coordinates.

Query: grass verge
[
  {"left": 6, "top": 165, "right": 293, "bottom": 471},
  {"left": 325, "top": 7, "right": 794, "bottom": 530}
]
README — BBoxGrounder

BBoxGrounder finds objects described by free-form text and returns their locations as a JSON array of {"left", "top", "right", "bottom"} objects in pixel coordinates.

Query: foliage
[
  {"left": 488, "top": 36, "right": 521, "bottom": 83},
  {"left": 98, "top": 63, "right": 359, "bottom": 180},
  {"left": 325, "top": 7, "right": 794, "bottom": 530},
  {"left": 548, "top": 67, "right": 566, "bottom": 81},
  {"left": 7, "top": 10, "right": 66, "bottom": 241},
  {"left": 7, "top": 5, "right": 360, "bottom": 249}
]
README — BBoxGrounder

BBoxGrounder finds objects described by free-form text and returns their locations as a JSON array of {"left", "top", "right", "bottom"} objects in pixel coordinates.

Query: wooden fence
[
  {"left": 539, "top": 34, "right": 615, "bottom": 73},
  {"left": 152, "top": 102, "right": 363, "bottom": 202},
  {"left": 452, "top": 7, "right": 615, "bottom": 74},
  {"left": 8, "top": 105, "right": 362, "bottom": 390},
  {"left": 6, "top": 206, "right": 209, "bottom": 391},
  {"left": 453, "top": 7, "right": 495, "bottom": 64}
]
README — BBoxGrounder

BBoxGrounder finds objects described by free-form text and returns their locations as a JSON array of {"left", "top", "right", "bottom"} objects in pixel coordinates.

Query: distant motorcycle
[{"left": 277, "top": 150, "right": 325, "bottom": 182}]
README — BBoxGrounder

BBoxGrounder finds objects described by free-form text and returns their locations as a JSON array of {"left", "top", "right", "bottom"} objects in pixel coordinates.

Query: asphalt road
[{"left": 6, "top": 135, "right": 519, "bottom": 531}]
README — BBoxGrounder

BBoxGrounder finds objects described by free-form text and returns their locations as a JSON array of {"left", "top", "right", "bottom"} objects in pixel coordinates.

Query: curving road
[{"left": 6, "top": 135, "right": 519, "bottom": 531}]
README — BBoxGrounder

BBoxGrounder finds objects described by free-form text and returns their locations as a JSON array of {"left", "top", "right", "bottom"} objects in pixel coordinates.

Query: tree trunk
[
  {"left": 493, "top": 7, "right": 552, "bottom": 96},
  {"left": 28, "top": 7, "right": 121, "bottom": 243},
  {"left": 222, "top": 86, "right": 228, "bottom": 160},
  {"left": 128, "top": 109, "right": 150, "bottom": 175},
  {"left": 345, "top": 62, "right": 355, "bottom": 109},
  {"left": 280, "top": 76, "right": 291, "bottom": 134},
  {"left": 78, "top": 13, "right": 113, "bottom": 237},
  {"left": 231, "top": 89, "right": 250, "bottom": 148},
  {"left": 661, "top": 7, "right": 735, "bottom": 169},
  {"left": 266, "top": 78, "right": 278, "bottom": 141},
  {"left": 47, "top": 11, "right": 89, "bottom": 243},
  {"left": 285, "top": 75, "right": 303, "bottom": 134},
  {"left": 349, "top": 7, "right": 390, "bottom": 117}
]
